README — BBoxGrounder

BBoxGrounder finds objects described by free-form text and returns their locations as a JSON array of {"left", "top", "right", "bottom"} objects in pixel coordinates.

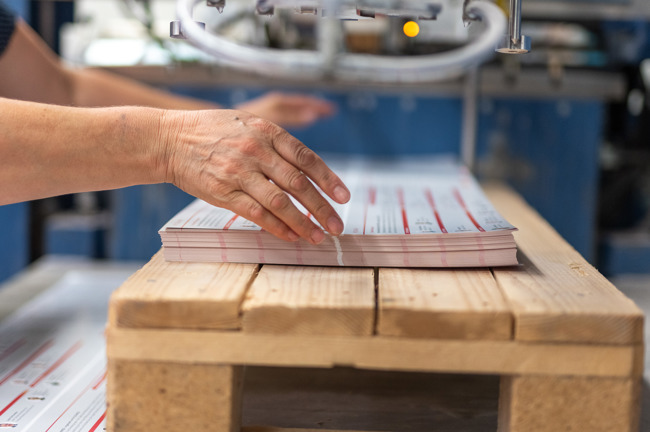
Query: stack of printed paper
[{"left": 159, "top": 157, "right": 518, "bottom": 267}]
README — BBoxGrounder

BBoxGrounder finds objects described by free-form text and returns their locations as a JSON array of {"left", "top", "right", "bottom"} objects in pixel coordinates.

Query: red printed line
[
  {"left": 217, "top": 233, "right": 228, "bottom": 262},
  {"left": 0, "top": 390, "right": 27, "bottom": 416},
  {"left": 30, "top": 341, "right": 83, "bottom": 388},
  {"left": 453, "top": 188, "right": 485, "bottom": 232},
  {"left": 0, "top": 339, "right": 54, "bottom": 386},
  {"left": 223, "top": 215, "right": 239, "bottom": 230},
  {"left": 363, "top": 187, "right": 376, "bottom": 235},
  {"left": 255, "top": 232, "right": 265, "bottom": 264},
  {"left": 0, "top": 339, "right": 26, "bottom": 363},
  {"left": 88, "top": 411, "right": 106, "bottom": 432},
  {"left": 92, "top": 370, "right": 107, "bottom": 390},
  {"left": 295, "top": 238, "right": 304, "bottom": 265},
  {"left": 425, "top": 189, "right": 447, "bottom": 233},
  {"left": 396, "top": 188, "right": 410, "bottom": 234},
  {"left": 44, "top": 367, "right": 107, "bottom": 431}
]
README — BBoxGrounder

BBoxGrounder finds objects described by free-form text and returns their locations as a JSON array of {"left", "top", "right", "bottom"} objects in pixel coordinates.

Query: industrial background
[{"left": 1, "top": 0, "right": 649, "bottom": 281}]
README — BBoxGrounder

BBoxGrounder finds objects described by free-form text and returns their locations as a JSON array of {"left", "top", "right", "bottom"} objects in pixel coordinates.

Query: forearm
[
  {"left": 0, "top": 98, "right": 165, "bottom": 204},
  {"left": 67, "top": 67, "right": 219, "bottom": 110},
  {"left": 0, "top": 21, "right": 217, "bottom": 110}
]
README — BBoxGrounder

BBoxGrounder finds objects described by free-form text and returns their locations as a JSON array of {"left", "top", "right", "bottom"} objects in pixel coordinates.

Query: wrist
[{"left": 153, "top": 109, "right": 200, "bottom": 186}]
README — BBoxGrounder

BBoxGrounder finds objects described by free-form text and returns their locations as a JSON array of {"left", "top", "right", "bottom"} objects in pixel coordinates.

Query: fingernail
[
  {"left": 288, "top": 231, "right": 300, "bottom": 241},
  {"left": 311, "top": 229, "right": 325, "bottom": 245},
  {"left": 327, "top": 216, "right": 344, "bottom": 236},
  {"left": 333, "top": 185, "right": 350, "bottom": 203}
]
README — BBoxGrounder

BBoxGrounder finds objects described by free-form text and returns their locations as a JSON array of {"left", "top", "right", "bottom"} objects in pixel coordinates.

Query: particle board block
[
  {"left": 242, "top": 265, "right": 375, "bottom": 336},
  {"left": 484, "top": 184, "right": 644, "bottom": 345},
  {"left": 377, "top": 268, "right": 512, "bottom": 340},
  {"left": 109, "top": 251, "right": 258, "bottom": 330}
]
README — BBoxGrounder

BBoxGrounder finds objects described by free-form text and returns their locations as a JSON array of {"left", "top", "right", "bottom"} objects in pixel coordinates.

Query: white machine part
[{"left": 170, "top": 0, "right": 529, "bottom": 82}]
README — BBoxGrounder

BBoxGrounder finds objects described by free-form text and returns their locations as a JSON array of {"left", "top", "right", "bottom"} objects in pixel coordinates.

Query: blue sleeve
[{"left": 0, "top": 1, "right": 16, "bottom": 57}]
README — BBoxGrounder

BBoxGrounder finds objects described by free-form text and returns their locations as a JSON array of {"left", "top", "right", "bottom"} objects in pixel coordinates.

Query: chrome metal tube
[
  {"left": 508, "top": 0, "right": 522, "bottom": 44},
  {"left": 175, "top": 0, "right": 507, "bottom": 82}
]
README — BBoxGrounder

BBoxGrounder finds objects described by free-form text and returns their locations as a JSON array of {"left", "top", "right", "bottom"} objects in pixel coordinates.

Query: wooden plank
[
  {"left": 107, "top": 359, "right": 243, "bottom": 432},
  {"left": 484, "top": 184, "right": 644, "bottom": 344},
  {"left": 109, "top": 251, "right": 258, "bottom": 329},
  {"left": 498, "top": 375, "right": 641, "bottom": 432},
  {"left": 242, "top": 265, "right": 375, "bottom": 336},
  {"left": 377, "top": 268, "right": 512, "bottom": 340},
  {"left": 106, "top": 327, "right": 642, "bottom": 378}
]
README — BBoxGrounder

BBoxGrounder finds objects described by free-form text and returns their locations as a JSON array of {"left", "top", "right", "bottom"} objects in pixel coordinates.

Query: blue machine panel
[{"left": 0, "top": 203, "right": 28, "bottom": 283}]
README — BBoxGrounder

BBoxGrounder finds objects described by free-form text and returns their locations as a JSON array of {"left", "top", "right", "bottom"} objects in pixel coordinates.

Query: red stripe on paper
[
  {"left": 0, "top": 339, "right": 26, "bottom": 363},
  {"left": 92, "top": 370, "right": 107, "bottom": 390},
  {"left": 0, "top": 390, "right": 27, "bottom": 416},
  {"left": 223, "top": 214, "right": 239, "bottom": 230},
  {"left": 30, "top": 341, "right": 82, "bottom": 388},
  {"left": 46, "top": 380, "right": 94, "bottom": 431},
  {"left": 363, "top": 187, "right": 376, "bottom": 235},
  {"left": 88, "top": 411, "right": 106, "bottom": 432},
  {"left": 0, "top": 340, "right": 54, "bottom": 386},
  {"left": 425, "top": 189, "right": 447, "bottom": 233},
  {"left": 396, "top": 188, "right": 410, "bottom": 234},
  {"left": 453, "top": 188, "right": 485, "bottom": 232},
  {"left": 256, "top": 232, "right": 265, "bottom": 263}
]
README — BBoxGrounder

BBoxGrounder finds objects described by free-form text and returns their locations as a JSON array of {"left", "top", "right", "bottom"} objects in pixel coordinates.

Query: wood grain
[
  {"left": 242, "top": 265, "right": 375, "bottom": 336},
  {"left": 378, "top": 268, "right": 512, "bottom": 340},
  {"left": 498, "top": 375, "right": 641, "bottom": 432},
  {"left": 107, "top": 359, "right": 243, "bottom": 432},
  {"left": 109, "top": 251, "right": 258, "bottom": 329},
  {"left": 106, "top": 327, "right": 642, "bottom": 378},
  {"left": 484, "top": 184, "right": 644, "bottom": 344}
]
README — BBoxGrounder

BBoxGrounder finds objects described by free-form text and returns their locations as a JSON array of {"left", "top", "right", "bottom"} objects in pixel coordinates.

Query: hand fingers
[
  {"left": 223, "top": 191, "right": 301, "bottom": 243},
  {"left": 283, "top": 95, "right": 336, "bottom": 117},
  {"left": 261, "top": 158, "right": 344, "bottom": 237},
  {"left": 239, "top": 171, "right": 328, "bottom": 244},
  {"left": 269, "top": 130, "right": 350, "bottom": 206}
]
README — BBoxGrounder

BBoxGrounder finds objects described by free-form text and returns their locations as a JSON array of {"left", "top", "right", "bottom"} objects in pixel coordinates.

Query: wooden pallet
[{"left": 105, "top": 184, "right": 644, "bottom": 432}]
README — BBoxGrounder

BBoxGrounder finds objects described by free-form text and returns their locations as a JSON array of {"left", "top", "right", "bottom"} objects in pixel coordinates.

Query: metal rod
[
  {"left": 461, "top": 67, "right": 479, "bottom": 172},
  {"left": 508, "top": 0, "right": 522, "bottom": 43}
]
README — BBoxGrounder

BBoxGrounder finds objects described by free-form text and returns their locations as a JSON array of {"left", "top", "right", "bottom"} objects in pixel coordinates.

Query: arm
[
  {"left": 0, "top": 20, "right": 349, "bottom": 244},
  {"left": 0, "top": 20, "right": 216, "bottom": 109},
  {"left": 0, "top": 97, "right": 349, "bottom": 244},
  {"left": 0, "top": 20, "right": 334, "bottom": 125}
]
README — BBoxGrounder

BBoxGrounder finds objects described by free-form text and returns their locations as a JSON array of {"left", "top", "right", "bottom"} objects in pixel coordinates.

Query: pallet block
[{"left": 106, "top": 184, "right": 645, "bottom": 432}]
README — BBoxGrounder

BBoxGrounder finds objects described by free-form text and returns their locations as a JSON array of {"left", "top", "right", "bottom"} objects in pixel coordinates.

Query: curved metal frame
[{"left": 175, "top": 0, "right": 506, "bottom": 82}]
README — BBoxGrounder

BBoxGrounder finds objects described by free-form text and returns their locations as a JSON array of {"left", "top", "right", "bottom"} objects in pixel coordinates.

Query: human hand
[
  {"left": 160, "top": 109, "right": 350, "bottom": 245},
  {"left": 235, "top": 92, "right": 335, "bottom": 129}
]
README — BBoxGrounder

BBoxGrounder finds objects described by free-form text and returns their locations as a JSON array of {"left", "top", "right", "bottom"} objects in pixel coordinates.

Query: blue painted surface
[
  {"left": 599, "top": 236, "right": 650, "bottom": 275},
  {"left": 0, "top": 203, "right": 29, "bottom": 283},
  {"left": 110, "top": 184, "right": 194, "bottom": 261},
  {"left": 294, "top": 93, "right": 462, "bottom": 156},
  {"left": 45, "top": 214, "right": 108, "bottom": 258},
  {"left": 475, "top": 98, "right": 603, "bottom": 262},
  {"left": 2, "top": 0, "right": 29, "bottom": 20}
]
